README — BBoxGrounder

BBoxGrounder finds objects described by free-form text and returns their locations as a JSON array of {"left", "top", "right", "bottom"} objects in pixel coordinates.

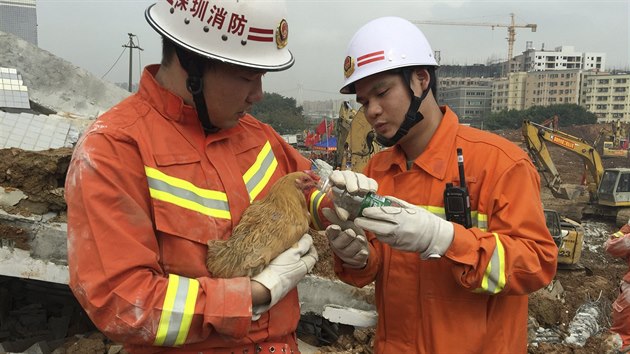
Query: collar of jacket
[
  {"left": 370, "top": 105, "right": 459, "bottom": 181},
  {"left": 137, "top": 64, "right": 248, "bottom": 144}
]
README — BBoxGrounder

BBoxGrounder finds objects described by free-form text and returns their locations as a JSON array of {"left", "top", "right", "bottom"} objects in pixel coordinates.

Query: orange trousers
[{"left": 612, "top": 281, "right": 630, "bottom": 349}]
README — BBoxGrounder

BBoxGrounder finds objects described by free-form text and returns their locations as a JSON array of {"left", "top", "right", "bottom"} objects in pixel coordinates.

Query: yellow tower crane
[{"left": 411, "top": 13, "right": 537, "bottom": 74}]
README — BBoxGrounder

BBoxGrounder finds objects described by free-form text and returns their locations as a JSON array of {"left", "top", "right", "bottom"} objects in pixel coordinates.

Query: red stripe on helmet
[
  {"left": 357, "top": 56, "right": 385, "bottom": 67},
  {"left": 247, "top": 35, "right": 274, "bottom": 42},
  {"left": 249, "top": 27, "right": 274, "bottom": 34},
  {"left": 357, "top": 50, "right": 385, "bottom": 61}
]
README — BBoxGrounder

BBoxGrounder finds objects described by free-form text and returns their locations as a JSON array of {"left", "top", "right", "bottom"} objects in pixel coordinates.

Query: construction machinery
[
  {"left": 594, "top": 120, "right": 630, "bottom": 158},
  {"left": 544, "top": 209, "right": 584, "bottom": 267},
  {"left": 411, "top": 13, "right": 537, "bottom": 74},
  {"left": 522, "top": 119, "right": 630, "bottom": 226},
  {"left": 334, "top": 101, "right": 382, "bottom": 172}
]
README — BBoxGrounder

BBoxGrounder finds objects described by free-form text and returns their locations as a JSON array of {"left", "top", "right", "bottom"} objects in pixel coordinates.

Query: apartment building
[
  {"left": 523, "top": 69, "right": 582, "bottom": 109},
  {"left": 0, "top": 0, "right": 38, "bottom": 45},
  {"left": 491, "top": 72, "right": 527, "bottom": 112},
  {"left": 514, "top": 45, "right": 605, "bottom": 72},
  {"left": 441, "top": 86, "right": 492, "bottom": 125},
  {"left": 437, "top": 77, "right": 493, "bottom": 125},
  {"left": 580, "top": 72, "right": 630, "bottom": 122}
]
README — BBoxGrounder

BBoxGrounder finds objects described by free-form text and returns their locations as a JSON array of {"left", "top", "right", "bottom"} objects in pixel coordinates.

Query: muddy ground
[{"left": 0, "top": 123, "right": 628, "bottom": 353}]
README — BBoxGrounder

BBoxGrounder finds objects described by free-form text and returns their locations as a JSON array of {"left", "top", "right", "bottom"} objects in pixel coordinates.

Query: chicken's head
[{"left": 295, "top": 170, "right": 320, "bottom": 191}]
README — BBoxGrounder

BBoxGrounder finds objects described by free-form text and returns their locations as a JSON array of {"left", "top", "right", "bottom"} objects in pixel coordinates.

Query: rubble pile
[{"left": 0, "top": 131, "right": 629, "bottom": 353}]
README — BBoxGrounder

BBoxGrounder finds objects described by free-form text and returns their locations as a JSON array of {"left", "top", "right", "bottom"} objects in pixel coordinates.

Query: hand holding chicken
[{"left": 206, "top": 171, "right": 320, "bottom": 278}]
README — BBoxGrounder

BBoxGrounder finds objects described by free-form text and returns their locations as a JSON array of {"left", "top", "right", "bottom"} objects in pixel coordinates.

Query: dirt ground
[{"left": 0, "top": 123, "right": 628, "bottom": 353}]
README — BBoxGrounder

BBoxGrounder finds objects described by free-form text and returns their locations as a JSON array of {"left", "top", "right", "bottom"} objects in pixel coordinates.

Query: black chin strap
[
  {"left": 376, "top": 68, "right": 429, "bottom": 147},
  {"left": 174, "top": 47, "right": 218, "bottom": 134}
]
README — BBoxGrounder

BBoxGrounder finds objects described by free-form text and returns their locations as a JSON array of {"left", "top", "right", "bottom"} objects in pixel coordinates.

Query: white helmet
[
  {"left": 145, "top": 0, "right": 294, "bottom": 71},
  {"left": 340, "top": 16, "right": 438, "bottom": 94}
]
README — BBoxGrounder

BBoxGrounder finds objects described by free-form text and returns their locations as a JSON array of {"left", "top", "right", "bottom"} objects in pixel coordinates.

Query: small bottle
[{"left": 310, "top": 159, "right": 400, "bottom": 220}]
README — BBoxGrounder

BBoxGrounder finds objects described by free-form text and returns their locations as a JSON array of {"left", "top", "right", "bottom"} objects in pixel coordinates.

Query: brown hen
[{"left": 206, "top": 171, "right": 321, "bottom": 278}]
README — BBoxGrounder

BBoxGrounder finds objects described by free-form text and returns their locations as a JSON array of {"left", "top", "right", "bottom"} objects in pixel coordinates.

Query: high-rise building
[
  {"left": 0, "top": 0, "right": 37, "bottom": 45},
  {"left": 580, "top": 71, "right": 630, "bottom": 122},
  {"left": 513, "top": 45, "right": 605, "bottom": 72}
]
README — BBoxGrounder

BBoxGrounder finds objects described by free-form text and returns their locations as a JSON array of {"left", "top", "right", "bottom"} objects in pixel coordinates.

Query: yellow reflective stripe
[
  {"left": 420, "top": 204, "right": 501, "bottom": 293},
  {"left": 476, "top": 233, "right": 506, "bottom": 294},
  {"left": 309, "top": 189, "right": 326, "bottom": 230},
  {"left": 154, "top": 274, "right": 199, "bottom": 347},
  {"left": 145, "top": 166, "right": 231, "bottom": 219},
  {"left": 476, "top": 212, "right": 488, "bottom": 231},
  {"left": 243, "top": 141, "right": 278, "bottom": 202},
  {"left": 613, "top": 231, "right": 625, "bottom": 238}
]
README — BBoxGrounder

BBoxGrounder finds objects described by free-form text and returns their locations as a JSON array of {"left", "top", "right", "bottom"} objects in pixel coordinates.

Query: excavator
[
  {"left": 334, "top": 101, "right": 382, "bottom": 172},
  {"left": 593, "top": 120, "right": 630, "bottom": 158},
  {"left": 522, "top": 119, "right": 630, "bottom": 226}
]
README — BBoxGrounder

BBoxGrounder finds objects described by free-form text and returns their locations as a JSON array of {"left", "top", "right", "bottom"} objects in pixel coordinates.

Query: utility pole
[{"left": 123, "top": 33, "right": 143, "bottom": 92}]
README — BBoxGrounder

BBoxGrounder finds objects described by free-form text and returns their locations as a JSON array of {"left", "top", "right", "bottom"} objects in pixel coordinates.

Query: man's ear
[{"left": 414, "top": 68, "right": 431, "bottom": 91}]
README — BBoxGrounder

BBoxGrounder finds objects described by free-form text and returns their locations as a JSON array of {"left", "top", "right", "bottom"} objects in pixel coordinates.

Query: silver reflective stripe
[
  {"left": 145, "top": 166, "right": 230, "bottom": 219},
  {"left": 154, "top": 274, "right": 199, "bottom": 347},
  {"left": 477, "top": 233, "right": 506, "bottom": 294},
  {"left": 243, "top": 141, "right": 278, "bottom": 202}
]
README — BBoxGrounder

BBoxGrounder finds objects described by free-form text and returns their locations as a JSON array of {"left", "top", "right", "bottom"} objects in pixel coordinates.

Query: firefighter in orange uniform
[
  {"left": 64, "top": 1, "right": 331, "bottom": 353},
  {"left": 606, "top": 223, "right": 630, "bottom": 352},
  {"left": 322, "top": 17, "right": 558, "bottom": 353}
]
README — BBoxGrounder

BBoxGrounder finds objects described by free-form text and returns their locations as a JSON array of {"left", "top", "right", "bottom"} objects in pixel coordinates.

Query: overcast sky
[{"left": 37, "top": 0, "right": 629, "bottom": 103}]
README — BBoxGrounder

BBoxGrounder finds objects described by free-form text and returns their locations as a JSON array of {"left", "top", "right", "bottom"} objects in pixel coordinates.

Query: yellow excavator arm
[
  {"left": 335, "top": 101, "right": 382, "bottom": 172},
  {"left": 522, "top": 119, "right": 604, "bottom": 200}
]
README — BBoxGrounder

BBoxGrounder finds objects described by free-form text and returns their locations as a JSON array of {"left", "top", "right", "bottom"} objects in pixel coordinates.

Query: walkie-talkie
[{"left": 444, "top": 148, "right": 472, "bottom": 228}]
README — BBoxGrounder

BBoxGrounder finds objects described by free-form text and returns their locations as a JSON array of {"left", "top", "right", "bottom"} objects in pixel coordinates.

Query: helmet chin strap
[
  {"left": 174, "top": 47, "right": 219, "bottom": 134},
  {"left": 376, "top": 68, "right": 429, "bottom": 147}
]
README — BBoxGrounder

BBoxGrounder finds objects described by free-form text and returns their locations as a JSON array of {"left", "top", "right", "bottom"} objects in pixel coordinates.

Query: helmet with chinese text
[{"left": 145, "top": 0, "right": 294, "bottom": 71}]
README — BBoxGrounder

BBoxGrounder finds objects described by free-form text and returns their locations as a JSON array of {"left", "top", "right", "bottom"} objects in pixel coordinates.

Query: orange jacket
[
  {"left": 65, "top": 65, "right": 329, "bottom": 353},
  {"left": 606, "top": 230, "right": 630, "bottom": 347},
  {"left": 334, "top": 107, "right": 558, "bottom": 354}
]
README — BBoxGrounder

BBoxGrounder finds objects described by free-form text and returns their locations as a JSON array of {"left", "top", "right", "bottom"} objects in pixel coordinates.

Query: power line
[{"left": 101, "top": 47, "right": 126, "bottom": 80}]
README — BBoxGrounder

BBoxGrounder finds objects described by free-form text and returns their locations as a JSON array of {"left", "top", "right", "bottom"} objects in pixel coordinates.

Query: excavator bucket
[{"left": 552, "top": 184, "right": 585, "bottom": 200}]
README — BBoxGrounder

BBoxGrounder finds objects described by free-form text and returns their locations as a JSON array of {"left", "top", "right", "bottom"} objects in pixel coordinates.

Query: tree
[
  {"left": 251, "top": 92, "right": 307, "bottom": 134},
  {"left": 485, "top": 104, "right": 597, "bottom": 130}
]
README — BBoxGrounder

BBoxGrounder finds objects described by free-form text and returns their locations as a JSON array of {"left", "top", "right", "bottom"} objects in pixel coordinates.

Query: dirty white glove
[
  {"left": 355, "top": 197, "right": 454, "bottom": 259},
  {"left": 325, "top": 226, "right": 369, "bottom": 269},
  {"left": 328, "top": 170, "right": 378, "bottom": 221},
  {"left": 251, "top": 233, "right": 318, "bottom": 316},
  {"left": 322, "top": 208, "right": 369, "bottom": 268}
]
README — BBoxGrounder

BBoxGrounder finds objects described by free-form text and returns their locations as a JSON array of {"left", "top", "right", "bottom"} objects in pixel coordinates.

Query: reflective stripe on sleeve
[
  {"left": 613, "top": 231, "right": 625, "bottom": 238},
  {"left": 154, "top": 274, "right": 200, "bottom": 347},
  {"left": 475, "top": 232, "right": 506, "bottom": 295}
]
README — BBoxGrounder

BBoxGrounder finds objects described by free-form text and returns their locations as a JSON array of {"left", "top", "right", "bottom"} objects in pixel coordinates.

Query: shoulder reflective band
[
  {"left": 475, "top": 233, "right": 506, "bottom": 295},
  {"left": 243, "top": 141, "right": 278, "bottom": 202},
  {"left": 154, "top": 274, "right": 200, "bottom": 347}
]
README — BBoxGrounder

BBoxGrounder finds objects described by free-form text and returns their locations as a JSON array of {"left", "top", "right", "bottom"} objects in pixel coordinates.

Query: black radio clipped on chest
[{"left": 444, "top": 148, "right": 472, "bottom": 228}]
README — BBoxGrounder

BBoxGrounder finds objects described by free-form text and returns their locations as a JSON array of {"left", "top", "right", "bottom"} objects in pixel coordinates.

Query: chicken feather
[{"left": 206, "top": 171, "right": 320, "bottom": 278}]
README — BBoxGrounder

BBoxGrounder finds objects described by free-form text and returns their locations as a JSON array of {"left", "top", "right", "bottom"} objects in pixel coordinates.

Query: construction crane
[{"left": 411, "top": 13, "right": 537, "bottom": 74}]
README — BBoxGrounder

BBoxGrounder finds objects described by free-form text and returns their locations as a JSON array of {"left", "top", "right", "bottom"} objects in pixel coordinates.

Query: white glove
[
  {"left": 354, "top": 197, "right": 454, "bottom": 259},
  {"left": 251, "top": 233, "right": 318, "bottom": 316},
  {"left": 328, "top": 170, "right": 378, "bottom": 221},
  {"left": 322, "top": 208, "right": 369, "bottom": 268},
  {"left": 325, "top": 226, "right": 369, "bottom": 269}
]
